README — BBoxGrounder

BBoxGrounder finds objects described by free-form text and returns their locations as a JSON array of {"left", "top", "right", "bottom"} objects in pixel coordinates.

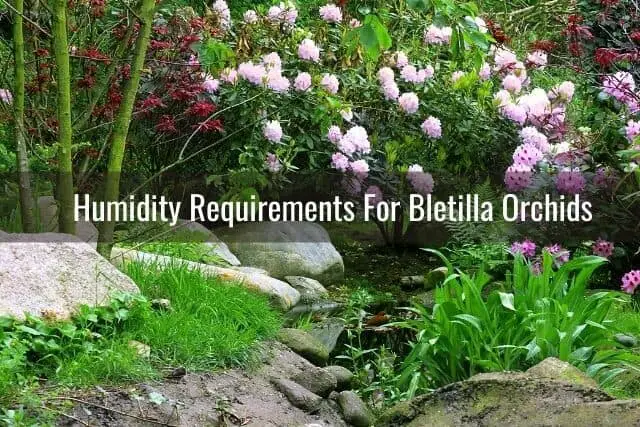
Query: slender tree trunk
[
  {"left": 52, "top": 0, "right": 75, "bottom": 234},
  {"left": 13, "top": 0, "right": 36, "bottom": 233},
  {"left": 97, "top": 0, "right": 155, "bottom": 257}
]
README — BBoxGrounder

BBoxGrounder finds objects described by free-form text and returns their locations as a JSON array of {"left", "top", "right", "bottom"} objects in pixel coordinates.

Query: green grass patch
[{"left": 123, "top": 262, "right": 282, "bottom": 369}]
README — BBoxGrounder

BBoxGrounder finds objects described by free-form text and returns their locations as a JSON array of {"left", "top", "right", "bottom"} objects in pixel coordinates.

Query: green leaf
[
  {"left": 407, "top": 0, "right": 430, "bottom": 9},
  {"left": 358, "top": 15, "right": 392, "bottom": 62},
  {"left": 17, "top": 325, "right": 45, "bottom": 336},
  {"left": 498, "top": 292, "right": 515, "bottom": 311}
]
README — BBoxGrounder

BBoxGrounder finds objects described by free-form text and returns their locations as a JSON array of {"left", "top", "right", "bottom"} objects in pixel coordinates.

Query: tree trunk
[
  {"left": 13, "top": 0, "right": 36, "bottom": 233},
  {"left": 97, "top": 0, "right": 155, "bottom": 257},
  {"left": 52, "top": 0, "right": 75, "bottom": 234}
]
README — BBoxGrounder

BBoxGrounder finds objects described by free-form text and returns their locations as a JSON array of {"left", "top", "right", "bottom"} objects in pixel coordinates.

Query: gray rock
[
  {"left": 277, "top": 328, "right": 329, "bottom": 365},
  {"left": 310, "top": 318, "right": 346, "bottom": 354},
  {"left": 337, "top": 391, "right": 372, "bottom": 427},
  {"left": 378, "top": 369, "right": 635, "bottom": 427},
  {"left": 526, "top": 357, "right": 598, "bottom": 389},
  {"left": 110, "top": 248, "right": 300, "bottom": 310},
  {"left": 173, "top": 220, "right": 241, "bottom": 266},
  {"left": 272, "top": 378, "right": 323, "bottom": 413},
  {"left": 292, "top": 366, "right": 337, "bottom": 397},
  {"left": 285, "top": 276, "right": 328, "bottom": 303},
  {"left": 0, "top": 233, "right": 139, "bottom": 319},
  {"left": 218, "top": 222, "right": 344, "bottom": 285},
  {"left": 324, "top": 366, "right": 354, "bottom": 391},
  {"left": 38, "top": 196, "right": 99, "bottom": 248},
  {"left": 614, "top": 333, "right": 638, "bottom": 347}
]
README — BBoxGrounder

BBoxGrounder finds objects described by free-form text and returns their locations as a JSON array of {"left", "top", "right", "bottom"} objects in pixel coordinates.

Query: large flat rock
[
  {"left": 217, "top": 222, "right": 344, "bottom": 285},
  {"left": 0, "top": 233, "right": 139, "bottom": 319}
]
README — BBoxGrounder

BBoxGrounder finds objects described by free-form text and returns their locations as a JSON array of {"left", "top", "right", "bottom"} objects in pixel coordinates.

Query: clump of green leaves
[{"left": 398, "top": 251, "right": 640, "bottom": 396}]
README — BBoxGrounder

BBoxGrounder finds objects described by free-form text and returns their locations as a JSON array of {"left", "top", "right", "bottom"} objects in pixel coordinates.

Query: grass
[
  {"left": 0, "top": 262, "right": 281, "bottom": 419},
  {"left": 123, "top": 262, "right": 282, "bottom": 369}
]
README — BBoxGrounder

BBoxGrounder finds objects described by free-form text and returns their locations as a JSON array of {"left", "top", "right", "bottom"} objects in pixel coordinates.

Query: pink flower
[
  {"left": 298, "top": 39, "right": 321, "bottom": 62},
  {"left": 494, "top": 48, "right": 517, "bottom": 71},
  {"left": 349, "top": 18, "right": 361, "bottom": 28},
  {"left": 238, "top": 61, "right": 266, "bottom": 85},
  {"left": 321, "top": 74, "right": 339, "bottom": 94},
  {"left": 451, "top": 71, "right": 465, "bottom": 83},
  {"left": 220, "top": 68, "right": 238, "bottom": 84},
  {"left": 502, "top": 104, "right": 527, "bottom": 125},
  {"left": 395, "top": 51, "right": 409, "bottom": 68},
  {"left": 592, "top": 239, "right": 614, "bottom": 258},
  {"left": 513, "top": 143, "right": 543, "bottom": 167},
  {"left": 266, "top": 69, "right": 289, "bottom": 93},
  {"left": 382, "top": 82, "right": 400, "bottom": 100},
  {"left": 263, "top": 52, "right": 282, "bottom": 70},
  {"left": 212, "top": 0, "right": 231, "bottom": 30},
  {"left": 202, "top": 75, "right": 220, "bottom": 93},
  {"left": 424, "top": 25, "right": 452, "bottom": 45},
  {"left": 263, "top": 120, "right": 283, "bottom": 143},
  {"left": 365, "top": 185, "right": 383, "bottom": 205},
  {"left": 493, "top": 90, "right": 512, "bottom": 108},
  {"left": 399, "top": 92, "right": 419, "bottom": 114},
  {"left": 338, "top": 138, "right": 356, "bottom": 155},
  {"left": 342, "top": 126, "right": 370, "bottom": 153},
  {"left": 555, "top": 168, "right": 586, "bottom": 194},
  {"left": 400, "top": 65, "right": 419, "bottom": 83},
  {"left": 593, "top": 167, "right": 617, "bottom": 189},
  {"left": 420, "top": 65, "right": 435, "bottom": 81},
  {"left": 602, "top": 72, "right": 635, "bottom": 103},
  {"left": 327, "top": 125, "right": 343, "bottom": 143},
  {"left": 265, "top": 153, "right": 282, "bottom": 173},
  {"left": 319, "top": 3, "right": 342, "bottom": 23},
  {"left": 544, "top": 243, "right": 570, "bottom": 265},
  {"left": 479, "top": 62, "right": 491, "bottom": 80},
  {"left": 243, "top": 10, "right": 259, "bottom": 24},
  {"left": 520, "top": 127, "right": 550, "bottom": 153},
  {"left": 622, "top": 270, "right": 640, "bottom": 294},
  {"left": 549, "top": 81, "right": 575, "bottom": 102},
  {"left": 378, "top": 67, "right": 395, "bottom": 85},
  {"left": 0, "top": 89, "right": 13, "bottom": 104},
  {"left": 625, "top": 120, "right": 640, "bottom": 143},
  {"left": 502, "top": 74, "right": 522, "bottom": 93},
  {"left": 504, "top": 164, "right": 533, "bottom": 191},
  {"left": 511, "top": 239, "right": 536, "bottom": 257},
  {"left": 350, "top": 159, "right": 369, "bottom": 179},
  {"left": 527, "top": 50, "right": 548, "bottom": 68},
  {"left": 407, "top": 165, "right": 435, "bottom": 195},
  {"left": 421, "top": 116, "right": 442, "bottom": 139},
  {"left": 294, "top": 72, "right": 312, "bottom": 91},
  {"left": 331, "top": 152, "right": 350, "bottom": 171}
]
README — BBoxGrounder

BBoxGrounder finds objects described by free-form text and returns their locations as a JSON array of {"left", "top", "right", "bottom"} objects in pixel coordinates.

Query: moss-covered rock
[
  {"left": 378, "top": 369, "right": 640, "bottom": 426},
  {"left": 277, "top": 328, "right": 329, "bottom": 365},
  {"left": 526, "top": 357, "right": 599, "bottom": 389}
]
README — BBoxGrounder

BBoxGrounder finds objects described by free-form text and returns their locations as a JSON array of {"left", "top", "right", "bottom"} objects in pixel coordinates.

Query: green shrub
[{"left": 397, "top": 251, "right": 638, "bottom": 396}]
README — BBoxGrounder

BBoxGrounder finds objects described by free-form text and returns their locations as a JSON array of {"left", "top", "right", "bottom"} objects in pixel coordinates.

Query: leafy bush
[{"left": 397, "top": 251, "right": 639, "bottom": 396}]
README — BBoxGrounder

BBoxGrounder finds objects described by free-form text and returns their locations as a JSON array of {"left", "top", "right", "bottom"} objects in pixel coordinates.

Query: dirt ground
[{"left": 58, "top": 343, "right": 347, "bottom": 427}]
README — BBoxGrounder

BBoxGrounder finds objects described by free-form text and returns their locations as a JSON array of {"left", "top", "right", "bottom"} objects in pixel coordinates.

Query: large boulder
[
  {"left": 277, "top": 328, "right": 329, "bottom": 365},
  {"left": 171, "top": 220, "right": 240, "bottom": 266},
  {"left": 38, "top": 196, "right": 99, "bottom": 248},
  {"left": 379, "top": 360, "right": 640, "bottom": 427},
  {"left": 526, "top": 357, "right": 599, "bottom": 389},
  {"left": 217, "top": 222, "right": 344, "bottom": 285},
  {"left": 110, "top": 247, "right": 299, "bottom": 310},
  {"left": 0, "top": 233, "right": 139, "bottom": 320}
]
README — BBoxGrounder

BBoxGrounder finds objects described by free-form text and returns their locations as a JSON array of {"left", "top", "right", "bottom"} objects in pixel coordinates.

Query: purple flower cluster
[
  {"left": 622, "top": 270, "right": 640, "bottom": 295},
  {"left": 592, "top": 239, "right": 614, "bottom": 258}
]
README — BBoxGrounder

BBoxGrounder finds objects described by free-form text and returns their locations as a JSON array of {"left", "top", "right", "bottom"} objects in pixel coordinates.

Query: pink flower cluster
[
  {"left": 329, "top": 124, "right": 373, "bottom": 194},
  {"left": 319, "top": 3, "right": 342, "bottom": 23},
  {"left": 424, "top": 25, "right": 452, "bottom": 45},
  {"left": 212, "top": 0, "right": 232, "bottom": 30},
  {"left": 237, "top": 53, "right": 289, "bottom": 93},
  {"left": 321, "top": 74, "right": 339, "bottom": 94},
  {"left": 400, "top": 65, "right": 434, "bottom": 84},
  {"left": 263, "top": 120, "right": 283, "bottom": 143},
  {"left": 511, "top": 239, "right": 537, "bottom": 257},
  {"left": 421, "top": 116, "right": 442, "bottom": 139},
  {"left": 294, "top": 72, "right": 312, "bottom": 91},
  {"left": 555, "top": 168, "right": 586, "bottom": 194},
  {"left": 398, "top": 92, "right": 419, "bottom": 114},
  {"left": 0, "top": 89, "right": 13, "bottom": 104},
  {"left": 265, "top": 153, "right": 282, "bottom": 173},
  {"left": 267, "top": 2, "right": 298, "bottom": 26},
  {"left": 407, "top": 164, "right": 435, "bottom": 195},
  {"left": 592, "top": 239, "right": 614, "bottom": 258},
  {"left": 543, "top": 243, "right": 570, "bottom": 266},
  {"left": 625, "top": 120, "right": 640, "bottom": 143},
  {"left": 602, "top": 72, "right": 638, "bottom": 113},
  {"left": 298, "top": 39, "right": 321, "bottom": 62},
  {"left": 622, "top": 270, "right": 640, "bottom": 294},
  {"left": 243, "top": 10, "right": 258, "bottom": 24}
]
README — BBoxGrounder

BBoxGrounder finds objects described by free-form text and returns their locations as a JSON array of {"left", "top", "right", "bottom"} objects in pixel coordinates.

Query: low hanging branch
[
  {"left": 13, "top": 0, "right": 36, "bottom": 232},
  {"left": 52, "top": 0, "right": 75, "bottom": 234},
  {"left": 97, "top": 0, "right": 156, "bottom": 257}
]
